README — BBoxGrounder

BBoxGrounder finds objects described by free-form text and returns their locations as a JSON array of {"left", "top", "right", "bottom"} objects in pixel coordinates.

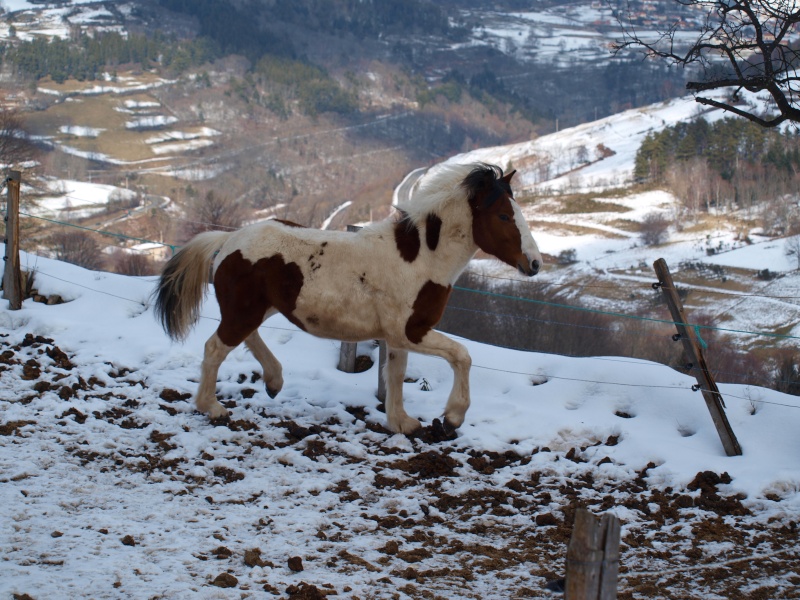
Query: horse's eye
[{"left": 499, "top": 214, "right": 511, "bottom": 222}]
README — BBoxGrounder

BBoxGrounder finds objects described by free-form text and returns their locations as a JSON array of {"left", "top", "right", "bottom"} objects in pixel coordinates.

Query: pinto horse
[{"left": 154, "top": 162, "right": 542, "bottom": 434}]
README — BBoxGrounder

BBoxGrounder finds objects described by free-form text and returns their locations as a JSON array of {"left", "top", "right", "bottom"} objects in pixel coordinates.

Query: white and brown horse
[{"left": 154, "top": 162, "right": 542, "bottom": 433}]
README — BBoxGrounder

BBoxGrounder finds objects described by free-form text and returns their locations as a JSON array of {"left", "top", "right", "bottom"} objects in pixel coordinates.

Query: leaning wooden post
[
  {"left": 3, "top": 170, "right": 22, "bottom": 310},
  {"left": 565, "top": 509, "right": 620, "bottom": 599},
  {"left": 652, "top": 258, "right": 742, "bottom": 457}
]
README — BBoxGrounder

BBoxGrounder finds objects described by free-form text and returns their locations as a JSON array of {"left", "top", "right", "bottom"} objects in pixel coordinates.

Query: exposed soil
[{"left": 1, "top": 333, "right": 798, "bottom": 599}]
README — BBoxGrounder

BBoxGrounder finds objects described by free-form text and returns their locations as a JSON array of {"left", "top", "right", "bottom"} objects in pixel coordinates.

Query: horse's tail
[{"left": 153, "top": 231, "right": 230, "bottom": 341}]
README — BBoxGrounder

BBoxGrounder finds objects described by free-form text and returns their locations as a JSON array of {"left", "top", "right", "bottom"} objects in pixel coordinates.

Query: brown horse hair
[{"left": 153, "top": 231, "right": 230, "bottom": 341}]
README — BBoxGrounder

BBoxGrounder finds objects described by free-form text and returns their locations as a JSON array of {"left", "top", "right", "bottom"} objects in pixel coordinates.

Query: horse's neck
[{"left": 425, "top": 209, "right": 478, "bottom": 284}]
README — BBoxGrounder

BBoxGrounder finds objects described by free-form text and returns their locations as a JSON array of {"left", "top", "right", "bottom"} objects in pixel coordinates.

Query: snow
[
  {"left": 125, "top": 115, "right": 179, "bottom": 130},
  {"left": 59, "top": 125, "right": 105, "bottom": 138},
  {"left": 149, "top": 138, "right": 215, "bottom": 155},
  {"left": 33, "top": 178, "right": 136, "bottom": 218},
  {"left": 446, "top": 94, "right": 728, "bottom": 193},
  {"left": 1, "top": 242, "right": 799, "bottom": 597}
]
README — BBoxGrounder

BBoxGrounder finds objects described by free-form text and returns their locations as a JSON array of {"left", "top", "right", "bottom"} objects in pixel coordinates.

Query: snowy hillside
[
  {"left": 443, "top": 93, "right": 800, "bottom": 343},
  {"left": 1, "top": 250, "right": 799, "bottom": 598}
]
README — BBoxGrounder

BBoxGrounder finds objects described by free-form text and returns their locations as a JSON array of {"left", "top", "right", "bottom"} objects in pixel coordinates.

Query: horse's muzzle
[{"left": 518, "top": 257, "right": 540, "bottom": 277}]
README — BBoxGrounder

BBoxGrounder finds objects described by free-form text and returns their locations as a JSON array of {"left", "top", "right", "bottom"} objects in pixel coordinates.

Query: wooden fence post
[
  {"left": 3, "top": 170, "right": 22, "bottom": 310},
  {"left": 337, "top": 225, "right": 362, "bottom": 373},
  {"left": 336, "top": 224, "right": 387, "bottom": 400},
  {"left": 337, "top": 339, "right": 357, "bottom": 372},
  {"left": 565, "top": 509, "right": 620, "bottom": 599},
  {"left": 652, "top": 258, "right": 742, "bottom": 457},
  {"left": 377, "top": 341, "right": 387, "bottom": 402}
]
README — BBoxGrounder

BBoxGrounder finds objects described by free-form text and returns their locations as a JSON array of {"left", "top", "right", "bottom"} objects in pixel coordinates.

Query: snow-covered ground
[
  {"left": 1, "top": 236, "right": 799, "bottom": 598},
  {"left": 33, "top": 178, "right": 138, "bottom": 219}
]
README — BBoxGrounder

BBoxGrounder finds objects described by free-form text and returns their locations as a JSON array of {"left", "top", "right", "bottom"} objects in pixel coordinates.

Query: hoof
[
  {"left": 265, "top": 378, "right": 283, "bottom": 399},
  {"left": 205, "top": 402, "right": 229, "bottom": 420},
  {"left": 430, "top": 418, "right": 459, "bottom": 442},
  {"left": 387, "top": 415, "right": 422, "bottom": 435},
  {"left": 438, "top": 417, "right": 459, "bottom": 437},
  {"left": 209, "top": 413, "right": 230, "bottom": 426},
  {"left": 443, "top": 410, "right": 465, "bottom": 430}
]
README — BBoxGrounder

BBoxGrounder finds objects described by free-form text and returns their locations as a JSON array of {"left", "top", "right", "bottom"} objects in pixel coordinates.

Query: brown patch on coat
[
  {"left": 272, "top": 219, "right": 306, "bottom": 228},
  {"left": 464, "top": 165, "right": 523, "bottom": 269},
  {"left": 394, "top": 212, "right": 420, "bottom": 263},
  {"left": 425, "top": 213, "right": 442, "bottom": 251},
  {"left": 214, "top": 250, "right": 305, "bottom": 346},
  {"left": 405, "top": 281, "right": 452, "bottom": 344}
]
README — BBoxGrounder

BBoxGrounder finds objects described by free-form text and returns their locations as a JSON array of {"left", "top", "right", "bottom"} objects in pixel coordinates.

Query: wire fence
[{"left": 8, "top": 206, "right": 800, "bottom": 401}]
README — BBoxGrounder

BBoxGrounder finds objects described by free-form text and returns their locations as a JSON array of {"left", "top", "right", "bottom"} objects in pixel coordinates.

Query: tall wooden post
[
  {"left": 652, "top": 258, "right": 742, "bottom": 457},
  {"left": 3, "top": 171, "right": 22, "bottom": 310},
  {"left": 377, "top": 341, "right": 387, "bottom": 402},
  {"left": 565, "top": 509, "right": 620, "bottom": 599},
  {"left": 337, "top": 224, "right": 362, "bottom": 373}
]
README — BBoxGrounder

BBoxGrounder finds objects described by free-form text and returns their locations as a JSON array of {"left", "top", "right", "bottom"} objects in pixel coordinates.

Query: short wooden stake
[
  {"left": 652, "top": 258, "right": 742, "bottom": 457},
  {"left": 565, "top": 509, "right": 620, "bottom": 599},
  {"left": 337, "top": 340, "right": 357, "bottom": 373},
  {"left": 3, "top": 170, "right": 22, "bottom": 310}
]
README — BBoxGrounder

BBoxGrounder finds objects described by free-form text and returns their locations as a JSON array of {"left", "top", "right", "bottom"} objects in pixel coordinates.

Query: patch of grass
[
  {"left": 556, "top": 196, "right": 629, "bottom": 214},
  {"left": 27, "top": 89, "right": 183, "bottom": 162},
  {"left": 606, "top": 218, "right": 640, "bottom": 232}
]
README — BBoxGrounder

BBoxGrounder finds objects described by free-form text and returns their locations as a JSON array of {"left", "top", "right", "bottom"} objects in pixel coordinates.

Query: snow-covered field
[
  {"left": 1, "top": 242, "right": 799, "bottom": 598},
  {"left": 32, "top": 179, "right": 137, "bottom": 220}
]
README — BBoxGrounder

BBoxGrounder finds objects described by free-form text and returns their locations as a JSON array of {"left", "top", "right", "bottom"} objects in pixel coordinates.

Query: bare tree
[
  {"left": 614, "top": 0, "right": 800, "bottom": 127},
  {"left": 180, "top": 190, "right": 251, "bottom": 241},
  {"left": 49, "top": 231, "right": 105, "bottom": 270},
  {"left": 640, "top": 212, "right": 672, "bottom": 246},
  {"left": 0, "top": 107, "right": 39, "bottom": 168},
  {"left": 784, "top": 234, "right": 800, "bottom": 268},
  {"left": 110, "top": 250, "right": 156, "bottom": 276}
]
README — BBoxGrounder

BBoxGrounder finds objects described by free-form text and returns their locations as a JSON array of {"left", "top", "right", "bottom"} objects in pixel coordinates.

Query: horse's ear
[{"left": 502, "top": 169, "right": 517, "bottom": 184}]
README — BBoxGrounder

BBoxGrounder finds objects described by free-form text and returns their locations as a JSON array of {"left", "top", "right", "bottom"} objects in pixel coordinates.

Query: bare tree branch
[
  {"left": 613, "top": 0, "right": 800, "bottom": 127},
  {"left": 0, "top": 107, "right": 39, "bottom": 168}
]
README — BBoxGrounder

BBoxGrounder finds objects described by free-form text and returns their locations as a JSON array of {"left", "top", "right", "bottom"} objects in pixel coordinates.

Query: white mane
[{"left": 397, "top": 162, "right": 478, "bottom": 225}]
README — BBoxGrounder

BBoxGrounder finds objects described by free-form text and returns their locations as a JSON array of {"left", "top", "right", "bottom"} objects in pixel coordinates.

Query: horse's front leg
[
  {"left": 383, "top": 346, "right": 421, "bottom": 434},
  {"left": 408, "top": 331, "right": 472, "bottom": 429}
]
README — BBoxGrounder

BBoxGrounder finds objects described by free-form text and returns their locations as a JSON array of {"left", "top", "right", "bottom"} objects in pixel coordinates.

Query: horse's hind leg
[
  {"left": 196, "top": 332, "right": 235, "bottom": 419},
  {"left": 244, "top": 330, "right": 283, "bottom": 398},
  {"left": 383, "top": 346, "right": 421, "bottom": 434}
]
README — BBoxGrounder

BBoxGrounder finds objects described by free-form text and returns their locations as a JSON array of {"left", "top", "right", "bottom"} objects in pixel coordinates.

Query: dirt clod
[
  {"left": 288, "top": 556, "right": 304, "bottom": 572},
  {"left": 286, "top": 582, "right": 330, "bottom": 599},
  {"left": 244, "top": 547, "right": 271, "bottom": 568},
  {"left": 210, "top": 573, "right": 238, "bottom": 588}
]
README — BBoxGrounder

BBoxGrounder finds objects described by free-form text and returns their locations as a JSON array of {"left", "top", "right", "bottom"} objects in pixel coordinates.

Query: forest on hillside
[{"left": 635, "top": 118, "right": 800, "bottom": 234}]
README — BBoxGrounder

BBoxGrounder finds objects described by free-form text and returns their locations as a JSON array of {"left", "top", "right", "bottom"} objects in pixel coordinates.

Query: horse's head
[{"left": 463, "top": 164, "right": 542, "bottom": 276}]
